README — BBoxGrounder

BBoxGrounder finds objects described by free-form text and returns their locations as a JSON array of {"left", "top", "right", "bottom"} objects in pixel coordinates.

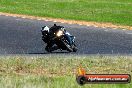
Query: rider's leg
[
  {"left": 46, "top": 41, "right": 59, "bottom": 51},
  {"left": 45, "top": 41, "right": 54, "bottom": 51}
]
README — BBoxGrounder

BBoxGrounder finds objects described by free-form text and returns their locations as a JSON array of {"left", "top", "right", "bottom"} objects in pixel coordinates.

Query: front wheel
[
  {"left": 72, "top": 44, "right": 78, "bottom": 52},
  {"left": 63, "top": 41, "right": 73, "bottom": 52}
]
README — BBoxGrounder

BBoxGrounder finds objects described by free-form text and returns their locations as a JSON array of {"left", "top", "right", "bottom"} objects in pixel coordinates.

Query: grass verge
[
  {"left": 0, "top": 55, "right": 131, "bottom": 88},
  {"left": 0, "top": 0, "right": 132, "bottom": 26}
]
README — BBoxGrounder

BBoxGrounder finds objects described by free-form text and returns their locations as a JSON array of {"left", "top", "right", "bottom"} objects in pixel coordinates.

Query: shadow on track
[{"left": 28, "top": 51, "right": 71, "bottom": 54}]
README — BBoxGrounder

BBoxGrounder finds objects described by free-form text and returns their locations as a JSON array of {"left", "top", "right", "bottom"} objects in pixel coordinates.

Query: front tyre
[
  {"left": 72, "top": 44, "right": 78, "bottom": 52},
  {"left": 66, "top": 44, "right": 73, "bottom": 52},
  {"left": 63, "top": 41, "right": 73, "bottom": 52}
]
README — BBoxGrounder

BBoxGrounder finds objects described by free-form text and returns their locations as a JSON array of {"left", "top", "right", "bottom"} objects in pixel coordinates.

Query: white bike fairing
[
  {"left": 65, "top": 31, "right": 71, "bottom": 36},
  {"left": 42, "top": 26, "right": 50, "bottom": 32}
]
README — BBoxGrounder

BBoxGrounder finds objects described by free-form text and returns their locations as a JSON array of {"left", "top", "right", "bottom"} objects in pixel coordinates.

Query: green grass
[
  {"left": 0, "top": 0, "right": 132, "bottom": 26},
  {"left": 0, "top": 55, "right": 131, "bottom": 88}
]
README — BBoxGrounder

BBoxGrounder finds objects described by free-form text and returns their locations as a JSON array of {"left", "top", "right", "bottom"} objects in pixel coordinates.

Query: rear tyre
[{"left": 45, "top": 47, "right": 52, "bottom": 53}]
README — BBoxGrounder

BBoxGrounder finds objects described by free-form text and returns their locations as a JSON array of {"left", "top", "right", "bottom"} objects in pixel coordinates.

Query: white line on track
[
  {"left": 44, "top": 20, "right": 49, "bottom": 22},
  {"left": 37, "top": 19, "right": 42, "bottom": 20},
  {"left": 53, "top": 21, "right": 57, "bottom": 22},
  {"left": 13, "top": 16, "right": 17, "bottom": 17},
  {"left": 0, "top": 12, "right": 131, "bottom": 30},
  {"left": 22, "top": 17, "right": 26, "bottom": 18},
  {"left": 122, "top": 29, "right": 127, "bottom": 30},
  {"left": 61, "top": 22, "right": 65, "bottom": 23}
]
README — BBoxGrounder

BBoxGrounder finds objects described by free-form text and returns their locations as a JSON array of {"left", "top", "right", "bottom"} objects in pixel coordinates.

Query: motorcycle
[{"left": 41, "top": 26, "right": 78, "bottom": 52}]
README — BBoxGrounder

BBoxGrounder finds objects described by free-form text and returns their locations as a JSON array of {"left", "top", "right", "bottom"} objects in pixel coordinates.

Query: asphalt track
[{"left": 0, "top": 15, "right": 132, "bottom": 54}]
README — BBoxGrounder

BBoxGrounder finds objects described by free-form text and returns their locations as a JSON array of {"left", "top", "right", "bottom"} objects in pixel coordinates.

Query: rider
[{"left": 41, "top": 24, "right": 74, "bottom": 52}]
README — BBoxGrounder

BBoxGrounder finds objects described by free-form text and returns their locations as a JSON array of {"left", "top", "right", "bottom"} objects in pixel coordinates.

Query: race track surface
[{"left": 0, "top": 15, "right": 132, "bottom": 54}]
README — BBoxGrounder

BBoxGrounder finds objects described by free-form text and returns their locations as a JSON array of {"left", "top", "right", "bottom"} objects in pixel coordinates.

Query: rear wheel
[
  {"left": 45, "top": 47, "right": 52, "bottom": 53},
  {"left": 45, "top": 47, "right": 51, "bottom": 53}
]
